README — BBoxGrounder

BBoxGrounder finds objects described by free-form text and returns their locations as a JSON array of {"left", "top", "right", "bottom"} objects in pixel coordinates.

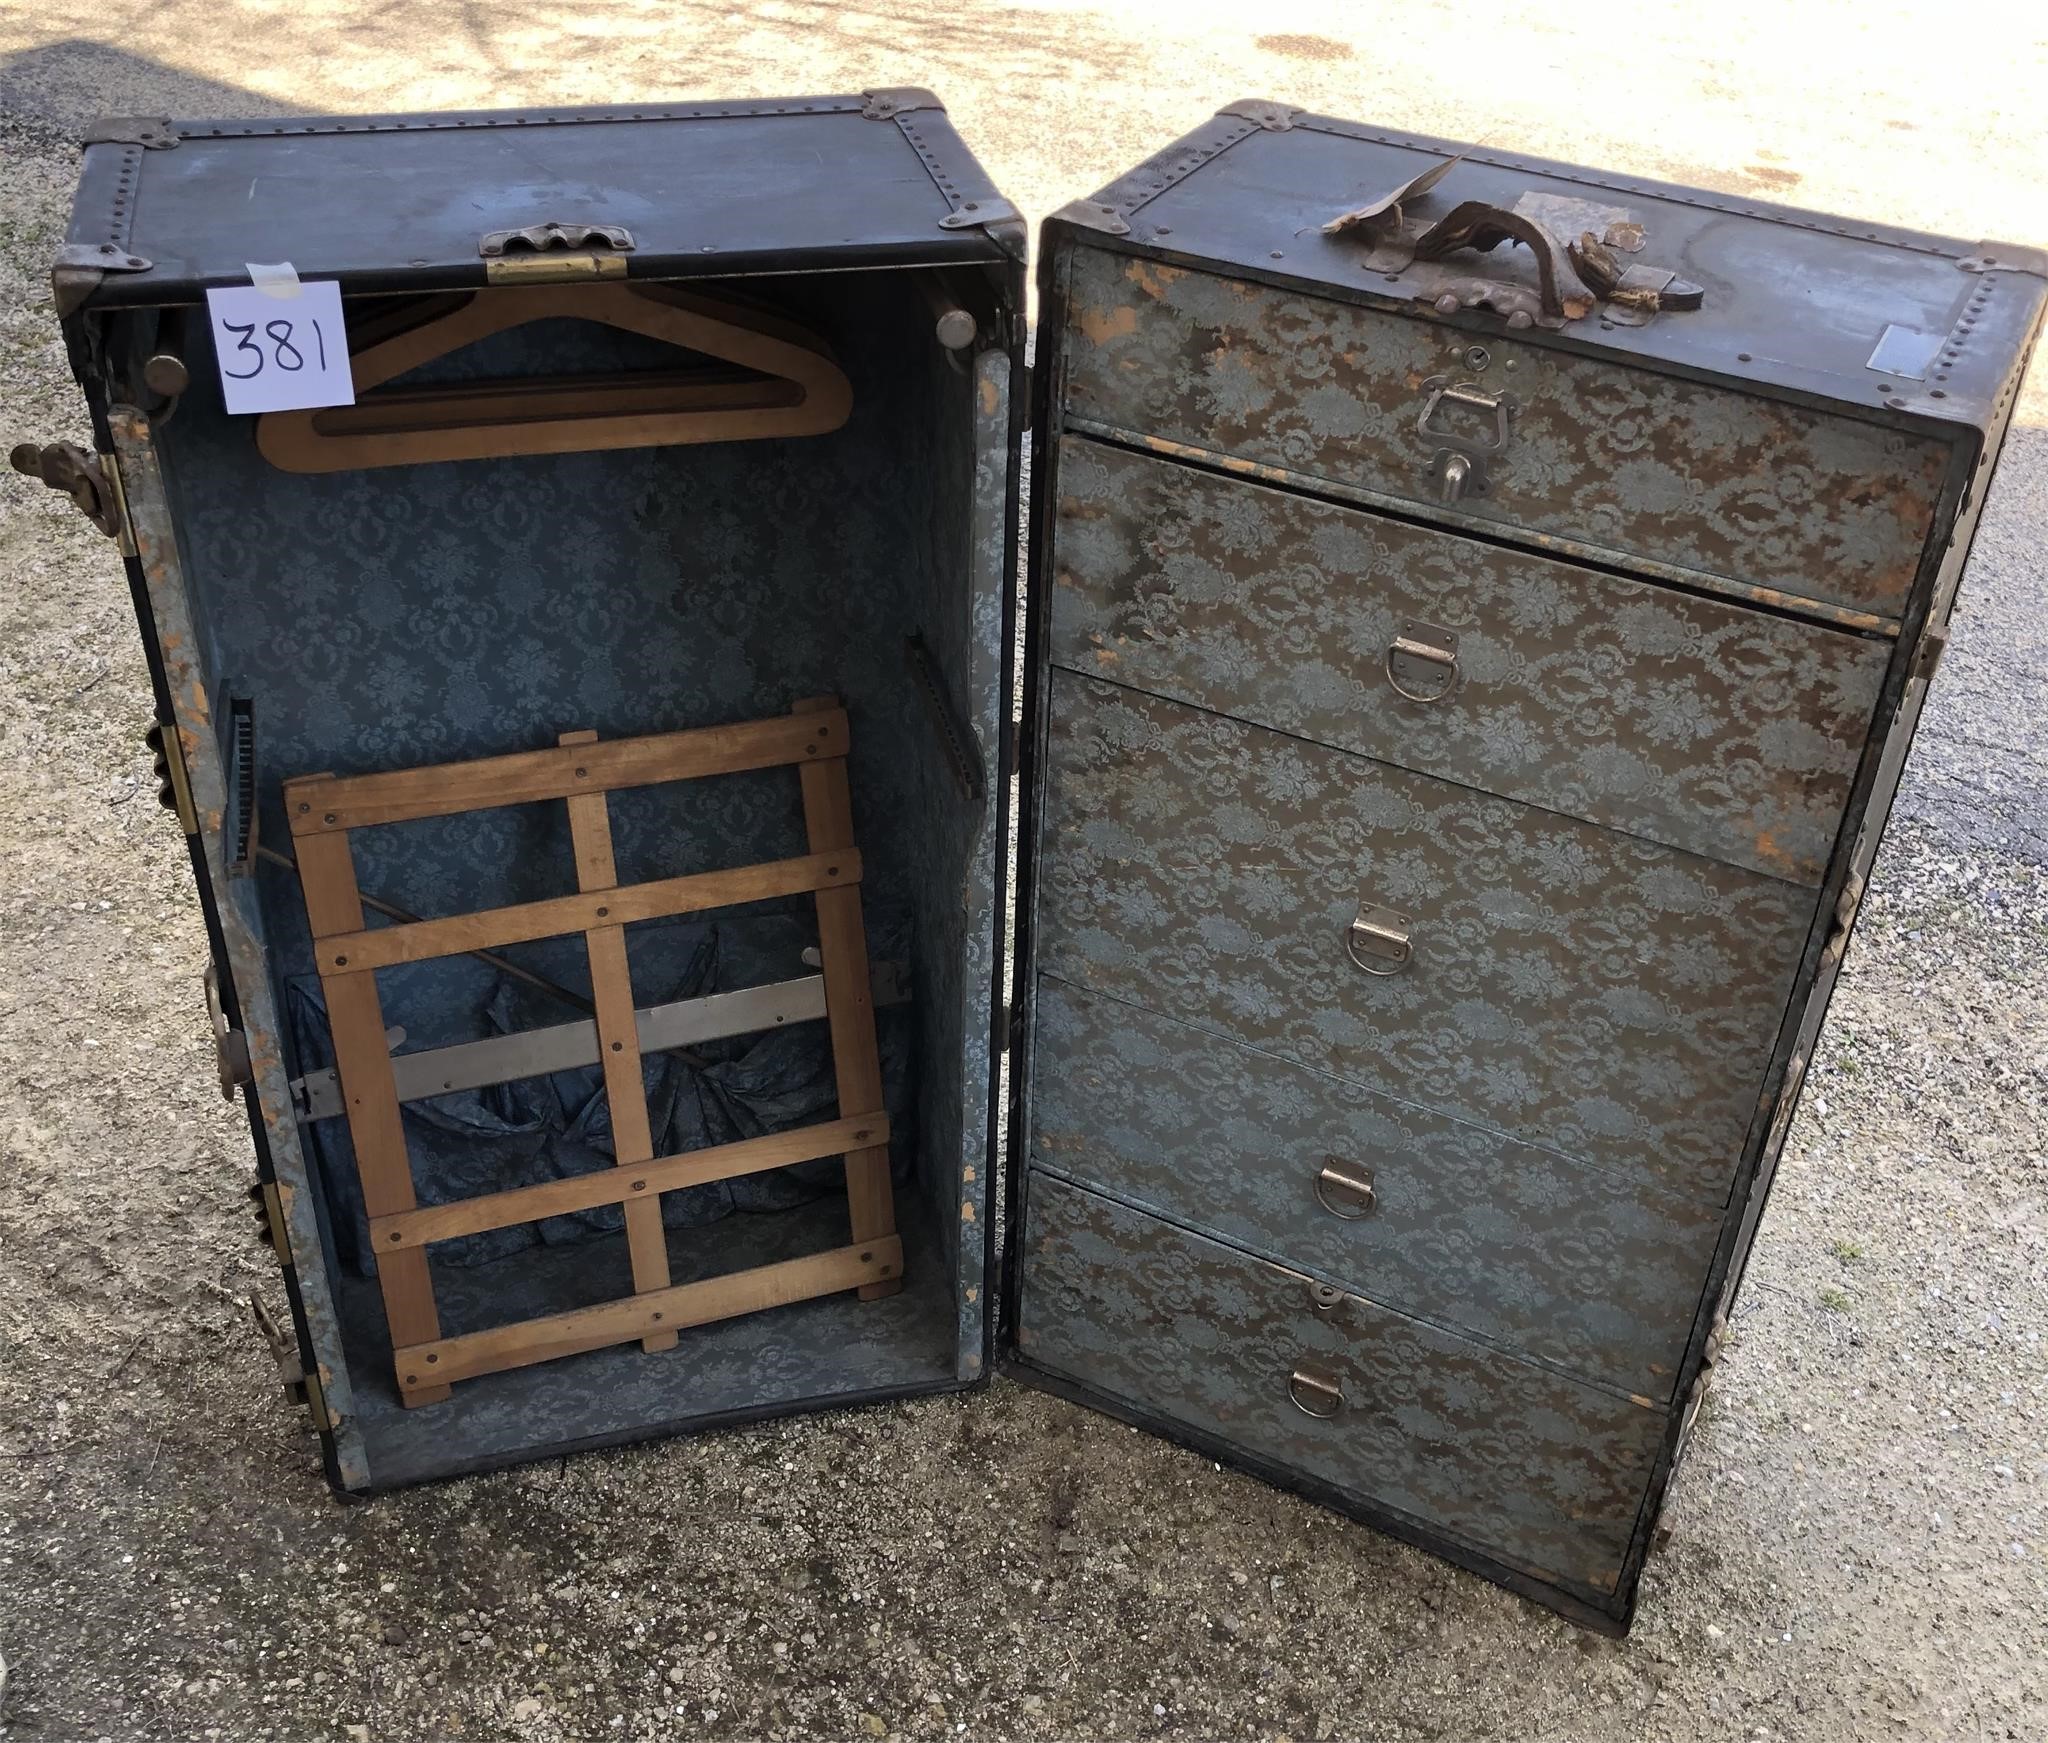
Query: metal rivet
[
  {"left": 574, "top": 766, "right": 588, "bottom": 777},
  {"left": 323, "top": 812, "right": 336, "bottom": 824},
  {"left": 652, "top": 1312, "right": 664, "bottom": 1322},
  {"left": 860, "top": 1251, "right": 873, "bottom": 1262},
  {"left": 596, "top": 906, "right": 608, "bottom": 917},
  {"left": 404, "top": 1374, "right": 417, "bottom": 1385},
  {"left": 297, "top": 802, "right": 309, "bottom": 813},
  {"left": 631, "top": 1180, "right": 646, "bottom": 1191},
  {"left": 333, "top": 955, "right": 348, "bottom": 967},
  {"left": 1931, "top": 389, "right": 1947, "bottom": 398},
  {"left": 388, "top": 1231, "right": 401, "bottom": 1243},
  {"left": 426, "top": 1353, "right": 438, "bottom": 1364},
  {"left": 1737, "top": 352, "right": 1753, "bottom": 362},
  {"left": 610, "top": 1040, "right": 623, "bottom": 1052}
]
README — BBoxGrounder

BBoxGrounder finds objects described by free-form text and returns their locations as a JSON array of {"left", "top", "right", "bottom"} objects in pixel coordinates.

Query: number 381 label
[{"left": 204, "top": 278, "right": 355, "bottom": 416}]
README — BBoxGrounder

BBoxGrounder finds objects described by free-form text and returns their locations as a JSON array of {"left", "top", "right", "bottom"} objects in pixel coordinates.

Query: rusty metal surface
[
  {"left": 1049, "top": 437, "right": 1893, "bottom": 885},
  {"left": 1015, "top": 1172, "right": 1666, "bottom": 1603},
  {"left": 1029, "top": 979, "right": 1722, "bottom": 1401},
  {"left": 105, "top": 405, "right": 370, "bottom": 1487},
  {"left": 1059, "top": 247, "right": 1953, "bottom": 622},
  {"left": 1035, "top": 673, "right": 1816, "bottom": 1198}
]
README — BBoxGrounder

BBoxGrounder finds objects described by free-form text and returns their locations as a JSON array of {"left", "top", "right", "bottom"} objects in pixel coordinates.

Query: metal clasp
[
  {"left": 1417, "top": 376, "right": 1513, "bottom": 501},
  {"left": 1346, "top": 904, "right": 1412, "bottom": 976},
  {"left": 1384, "top": 620, "right": 1459, "bottom": 704},
  {"left": 1313, "top": 1157, "right": 1377, "bottom": 1220},
  {"left": 1287, "top": 1364, "right": 1344, "bottom": 1419}
]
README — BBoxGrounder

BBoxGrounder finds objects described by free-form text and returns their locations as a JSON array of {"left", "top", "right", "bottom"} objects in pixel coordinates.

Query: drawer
[
  {"left": 1030, "top": 978, "right": 1721, "bottom": 1400},
  {"left": 1016, "top": 1172, "right": 1664, "bottom": 1599},
  {"left": 1059, "top": 247, "right": 1952, "bottom": 625},
  {"left": 1051, "top": 437, "right": 1892, "bottom": 886},
  {"left": 1038, "top": 673, "right": 1813, "bottom": 1195}
]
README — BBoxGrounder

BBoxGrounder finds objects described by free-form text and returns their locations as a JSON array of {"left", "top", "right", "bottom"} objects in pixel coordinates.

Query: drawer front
[
  {"left": 1038, "top": 673, "right": 1813, "bottom": 1195},
  {"left": 1031, "top": 978, "right": 1721, "bottom": 1400},
  {"left": 1017, "top": 1172, "right": 1664, "bottom": 1599},
  {"left": 1051, "top": 437, "right": 1892, "bottom": 886},
  {"left": 1059, "top": 247, "right": 1951, "bottom": 623}
]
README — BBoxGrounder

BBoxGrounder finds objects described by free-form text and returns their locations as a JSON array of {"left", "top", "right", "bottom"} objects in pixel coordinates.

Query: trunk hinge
[
  {"left": 1819, "top": 872, "right": 1867, "bottom": 970},
  {"left": 1652, "top": 1312, "right": 1727, "bottom": 1553},
  {"left": 145, "top": 717, "right": 199, "bottom": 834},
  {"left": 248, "top": 1293, "right": 334, "bottom": 1433},
  {"left": 1910, "top": 621, "right": 1950, "bottom": 687},
  {"left": 9, "top": 440, "right": 133, "bottom": 547}
]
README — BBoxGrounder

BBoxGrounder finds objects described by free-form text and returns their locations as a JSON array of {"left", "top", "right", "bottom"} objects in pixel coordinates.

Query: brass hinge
[
  {"left": 484, "top": 252, "right": 628, "bottom": 285},
  {"left": 144, "top": 718, "right": 198, "bottom": 833}
]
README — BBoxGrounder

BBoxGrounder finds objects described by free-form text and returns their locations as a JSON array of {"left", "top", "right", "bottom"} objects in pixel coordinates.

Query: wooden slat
[
  {"left": 292, "top": 829, "right": 449, "bottom": 1403},
  {"left": 372, "top": 1114, "right": 892, "bottom": 1251},
  {"left": 314, "top": 849, "right": 861, "bottom": 974},
  {"left": 393, "top": 1237, "right": 902, "bottom": 1391},
  {"left": 793, "top": 696, "right": 901, "bottom": 1301},
  {"left": 560, "top": 729, "right": 673, "bottom": 1353},
  {"left": 284, "top": 706, "right": 847, "bottom": 835}
]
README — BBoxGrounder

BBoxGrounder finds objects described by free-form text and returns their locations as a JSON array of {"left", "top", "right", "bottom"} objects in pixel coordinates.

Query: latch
[
  {"left": 9, "top": 441, "right": 125, "bottom": 539},
  {"left": 204, "top": 961, "right": 253, "bottom": 1100},
  {"left": 1415, "top": 378, "right": 1513, "bottom": 503},
  {"left": 480, "top": 222, "right": 635, "bottom": 284}
]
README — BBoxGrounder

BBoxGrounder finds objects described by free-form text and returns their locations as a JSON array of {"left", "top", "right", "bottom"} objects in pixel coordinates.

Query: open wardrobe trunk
[{"left": 33, "top": 91, "right": 2041, "bottom": 1633}]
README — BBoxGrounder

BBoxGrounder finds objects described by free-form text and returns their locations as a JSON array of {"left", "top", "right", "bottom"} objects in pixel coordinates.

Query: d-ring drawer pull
[
  {"left": 1384, "top": 620, "right": 1459, "bottom": 704},
  {"left": 1346, "top": 904, "right": 1411, "bottom": 976},
  {"left": 1288, "top": 1364, "right": 1344, "bottom": 1419},
  {"left": 1314, "top": 1156, "right": 1377, "bottom": 1219}
]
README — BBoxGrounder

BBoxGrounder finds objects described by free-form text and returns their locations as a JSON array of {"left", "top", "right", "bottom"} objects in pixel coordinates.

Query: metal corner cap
[
  {"left": 1958, "top": 241, "right": 2048, "bottom": 278},
  {"left": 1218, "top": 98, "right": 1300, "bottom": 130},
  {"left": 1050, "top": 198, "right": 1130, "bottom": 237},
  {"left": 862, "top": 86, "right": 944, "bottom": 120},
  {"left": 82, "top": 116, "right": 180, "bottom": 149}
]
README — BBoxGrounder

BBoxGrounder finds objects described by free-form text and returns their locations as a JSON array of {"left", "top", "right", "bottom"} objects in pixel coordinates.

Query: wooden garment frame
[
  {"left": 257, "top": 282, "right": 855, "bottom": 473},
  {"left": 283, "top": 698, "right": 900, "bottom": 1408}
]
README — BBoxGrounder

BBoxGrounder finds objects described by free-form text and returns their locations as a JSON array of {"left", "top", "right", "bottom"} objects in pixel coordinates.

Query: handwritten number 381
[{"left": 221, "top": 317, "right": 327, "bottom": 379}]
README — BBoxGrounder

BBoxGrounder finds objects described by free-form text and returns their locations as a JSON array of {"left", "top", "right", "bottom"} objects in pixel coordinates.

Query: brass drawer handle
[
  {"left": 1346, "top": 904, "right": 1411, "bottom": 976},
  {"left": 1384, "top": 620, "right": 1459, "bottom": 703},
  {"left": 1313, "top": 1156, "right": 1377, "bottom": 1219},
  {"left": 1288, "top": 1364, "right": 1344, "bottom": 1419}
]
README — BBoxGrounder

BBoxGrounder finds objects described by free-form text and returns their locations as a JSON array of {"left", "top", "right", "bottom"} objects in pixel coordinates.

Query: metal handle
[
  {"left": 1288, "top": 1365, "right": 1344, "bottom": 1419},
  {"left": 1346, "top": 904, "right": 1412, "bottom": 976},
  {"left": 1313, "top": 1157, "right": 1377, "bottom": 1220},
  {"left": 1384, "top": 621, "right": 1459, "bottom": 703},
  {"left": 1416, "top": 379, "right": 1510, "bottom": 454}
]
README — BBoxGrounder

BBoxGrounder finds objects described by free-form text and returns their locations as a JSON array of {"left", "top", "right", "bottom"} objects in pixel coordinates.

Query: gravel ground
[{"left": 2, "top": 7, "right": 2046, "bottom": 1739}]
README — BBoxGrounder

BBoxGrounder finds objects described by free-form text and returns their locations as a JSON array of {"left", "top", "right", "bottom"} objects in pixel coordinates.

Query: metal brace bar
[{"left": 291, "top": 958, "right": 909, "bottom": 1122}]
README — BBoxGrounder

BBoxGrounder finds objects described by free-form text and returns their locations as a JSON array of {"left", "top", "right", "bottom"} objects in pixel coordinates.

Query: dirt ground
[{"left": 2, "top": 5, "right": 2045, "bottom": 1740}]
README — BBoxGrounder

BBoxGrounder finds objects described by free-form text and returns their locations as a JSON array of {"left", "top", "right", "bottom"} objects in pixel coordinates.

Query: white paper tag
[{"left": 205, "top": 274, "right": 354, "bottom": 415}]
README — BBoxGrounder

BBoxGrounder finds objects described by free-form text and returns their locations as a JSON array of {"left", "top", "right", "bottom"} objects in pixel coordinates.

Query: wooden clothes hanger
[{"left": 256, "top": 282, "right": 855, "bottom": 473}]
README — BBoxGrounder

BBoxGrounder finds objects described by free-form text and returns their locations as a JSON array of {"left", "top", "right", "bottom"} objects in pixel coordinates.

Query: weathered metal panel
[
  {"left": 1030, "top": 978, "right": 1721, "bottom": 1400},
  {"left": 1015, "top": 1172, "right": 1666, "bottom": 1600},
  {"left": 1051, "top": 437, "right": 1894, "bottom": 886},
  {"left": 1059, "top": 247, "right": 1952, "bottom": 622},
  {"left": 1037, "top": 673, "right": 1815, "bottom": 1197}
]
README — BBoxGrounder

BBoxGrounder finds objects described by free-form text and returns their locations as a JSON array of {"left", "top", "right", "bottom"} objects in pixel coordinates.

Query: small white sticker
[{"left": 205, "top": 276, "right": 354, "bottom": 415}]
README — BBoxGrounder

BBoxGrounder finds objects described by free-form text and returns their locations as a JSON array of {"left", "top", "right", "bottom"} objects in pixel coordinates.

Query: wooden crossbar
[
  {"left": 394, "top": 1237, "right": 902, "bottom": 1393},
  {"left": 371, "top": 1114, "right": 892, "bottom": 1252},
  {"left": 288, "top": 699, "right": 900, "bottom": 1409},
  {"left": 314, "top": 850, "right": 860, "bottom": 975},
  {"left": 284, "top": 706, "right": 847, "bottom": 834}
]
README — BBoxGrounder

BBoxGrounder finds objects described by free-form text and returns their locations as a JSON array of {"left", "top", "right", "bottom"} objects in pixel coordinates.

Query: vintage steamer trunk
[{"left": 29, "top": 95, "right": 2042, "bottom": 1632}]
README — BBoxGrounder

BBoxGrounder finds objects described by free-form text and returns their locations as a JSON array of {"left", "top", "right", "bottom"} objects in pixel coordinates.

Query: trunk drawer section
[
  {"left": 1030, "top": 979, "right": 1721, "bottom": 1400},
  {"left": 1051, "top": 437, "right": 1893, "bottom": 886},
  {"left": 1037, "top": 674, "right": 1814, "bottom": 1197},
  {"left": 1016, "top": 1172, "right": 1664, "bottom": 1600},
  {"left": 1058, "top": 246, "right": 1951, "bottom": 625}
]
